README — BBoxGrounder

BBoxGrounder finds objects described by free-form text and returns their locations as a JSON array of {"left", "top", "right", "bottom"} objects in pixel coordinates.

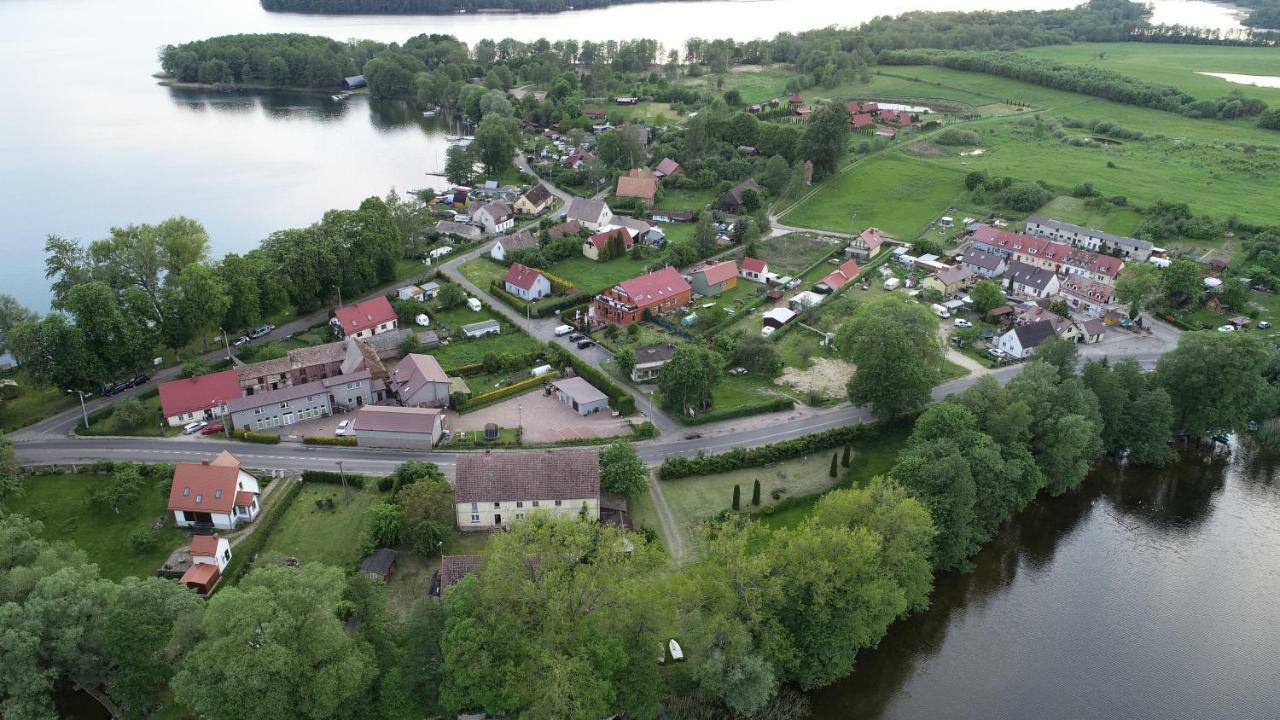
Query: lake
[
  {"left": 811, "top": 439, "right": 1280, "bottom": 720},
  {"left": 0, "top": 0, "right": 1251, "bottom": 313}
]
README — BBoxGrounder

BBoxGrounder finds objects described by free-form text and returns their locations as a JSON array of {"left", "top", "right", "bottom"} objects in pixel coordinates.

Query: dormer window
[
  {"left": 183, "top": 487, "right": 191, "bottom": 496},
  {"left": 195, "top": 494, "right": 203, "bottom": 504},
  {"left": 214, "top": 489, "right": 222, "bottom": 499}
]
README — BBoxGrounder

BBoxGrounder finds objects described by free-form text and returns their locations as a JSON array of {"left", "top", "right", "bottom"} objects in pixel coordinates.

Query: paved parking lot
[{"left": 447, "top": 389, "right": 633, "bottom": 443}]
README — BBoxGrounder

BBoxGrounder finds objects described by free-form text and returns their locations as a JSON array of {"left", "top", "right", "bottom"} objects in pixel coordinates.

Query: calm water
[
  {"left": 0, "top": 0, "right": 1249, "bottom": 312},
  {"left": 812, "top": 440, "right": 1280, "bottom": 720}
]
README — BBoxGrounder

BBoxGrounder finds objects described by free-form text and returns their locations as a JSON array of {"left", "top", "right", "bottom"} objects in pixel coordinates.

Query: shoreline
[
  {"left": 260, "top": 0, "right": 706, "bottom": 17},
  {"left": 154, "top": 75, "right": 369, "bottom": 97}
]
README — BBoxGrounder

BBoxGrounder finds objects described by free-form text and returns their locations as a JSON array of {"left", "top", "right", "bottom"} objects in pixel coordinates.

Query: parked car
[
  {"left": 576, "top": 339, "right": 595, "bottom": 349},
  {"left": 199, "top": 422, "right": 224, "bottom": 436},
  {"left": 248, "top": 324, "right": 274, "bottom": 339},
  {"left": 182, "top": 421, "right": 208, "bottom": 435},
  {"left": 1259, "top": 321, "right": 1272, "bottom": 329},
  {"left": 683, "top": 432, "right": 703, "bottom": 440},
  {"left": 953, "top": 318, "right": 972, "bottom": 328},
  {"left": 554, "top": 324, "right": 574, "bottom": 336},
  {"left": 729, "top": 367, "right": 748, "bottom": 376},
  {"left": 568, "top": 333, "right": 584, "bottom": 343},
  {"left": 987, "top": 347, "right": 1006, "bottom": 359},
  {"left": 98, "top": 380, "right": 127, "bottom": 397},
  {"left": 335, "top": 420, "right": 353, "bottom": 436},
  {"left": 130, "top": 373, "right": 150, "bottom": 386},
  {"left": 1217, "top": 324, "right": 1236, "bottom": 333},
  {"left": 233, "top": 335, "right": 251, "bottom": 346}
]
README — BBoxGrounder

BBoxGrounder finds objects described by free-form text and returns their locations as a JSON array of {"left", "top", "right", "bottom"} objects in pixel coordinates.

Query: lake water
[
  {"left": 811, "top": 440, "right": 1280, "bottom": 720},
  {"left": 0, "top": 0, "right": 1250, "bottom": 313}
]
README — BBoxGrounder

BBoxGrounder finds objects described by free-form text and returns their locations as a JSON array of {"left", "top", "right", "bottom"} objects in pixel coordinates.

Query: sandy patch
[
  {"left": 775, "top": 358, "right": 855, "bottom": 400},
  {"left": 730, "top": 64, "right": 772, "bottom": 73},
  {"left": 908, "top": 142, "right": 949, "bottom": 158}
]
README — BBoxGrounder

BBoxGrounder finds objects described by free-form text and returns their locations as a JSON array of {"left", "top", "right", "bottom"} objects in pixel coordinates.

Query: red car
[{"left": 199, "top": 422, "right": 225, "bottom": 436}]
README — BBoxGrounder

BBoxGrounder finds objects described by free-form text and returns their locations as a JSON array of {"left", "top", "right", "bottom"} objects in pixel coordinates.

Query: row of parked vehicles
[
  {"left": 232, "top": 324, "right": 276, "bottom": 346},
  {"left": 554, "top": 324, "right": 596, "bottom": 349},
  {"left": 98, "top": 373, "right": 150, "bottom": 397}
]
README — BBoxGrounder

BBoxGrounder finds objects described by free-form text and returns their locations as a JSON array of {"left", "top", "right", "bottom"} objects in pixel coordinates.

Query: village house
[
  {"left": 393, "top": 353, "right": 452, "bottom": 408},
  {"left": 332, "top": 296, "right": 399, "bottom": 340},
  {"left": 564, "top": 148, "right": 597, "bottom": 170},
  {"left": 513, "top": 183, "right": 554, "bottom": 216},
  {"left": 353, "top": 405, "right": 446, "bottom": 450},
  {"left": 547, "top": 219, "right": 583, "bottom": 241},
  {"left": 583, "top": 227, "right": 634, "bottom": 261},
  {"left": 817, "top": 259, "right": 862, "bottom": 294},
  {"left": 168, "top": 452, "right": 260, "bottom": 531},
  {"left": 716, "top": 178, "right": 762, "bottom": 214},
  {"left": 630, "top": 343, "right": 677, "bottom": 383},
  {"left": 489, "top": 230, "right": 538, "bottom": 261},
  {"left": 653, "top": 157, "right": 682, "bottom": 179},
  {"left": 433, "top": 555, "right": 482, "bottom": 597},
  {"left": 454, "top": 450, "right": 601, "bottom": 530},
  {"left": 740, "top": 256, "right": 769, "bottom": 283},
  {"left": 1006, "top": 260, "right": 1061, "bottom": 299},
  {"left": 565, "top": 197, "right": 614, "bottom": 231},
  {"left": 180, "top": 535, "right": 232, "bottom": 595},
  {"left": 226, "top": 373, "right": 374, "bottom": 433},
  {"left": 504, "top": 263, "right": 552, "bottom": 300},
  {"left": 236, "top": 337, "right": 386, "bottom": 399},
  {"left": 789, "top": 290, "right": 825, "bottom": 311},
  {"left": 762, "top": 307, "right": 797, "bottom": 331},
  {"left": 551, "top": 376, "right": 610, "bottom": 416},
  {"left": 1025, "top": 216, "right": 1152, "bottom": 262},
  {"left": 690, "top": 260, "right": 740, "bottom": 297},
  {"left": 924, "top": 266, "right": 974, "bottom": 297},
  {"left": 962, "top": 249, "right": 1008, "bottom": 278},
  {"left": 592, "top": 266, "right": 692, "bottom": 326},
  {"left": 158, "top": 369, "right": 240, "bottom": 427},
  {"left": 1060, "top": 247, "right": 1124, "bottom": 287},
  {"left": 434, "top": 220, "right": 482, "bottom": 240},
  {"left": 1077, "top": 318, "right": 1107, "bottom": 344},
  {"left": 616, "top": 171, "right": 659, "bottom": 208},
  {"left": 846, "top": 227, "right": 886, "bottom": 261},
  {"left": 1060, "top": 275, "right": 1116, "bottom": 317},
  {"left": 473, "top": 200, "right": 514, "bottom": 235},
  {"left": 996, "top": 319, "right": 1058, "bottom": 359}
]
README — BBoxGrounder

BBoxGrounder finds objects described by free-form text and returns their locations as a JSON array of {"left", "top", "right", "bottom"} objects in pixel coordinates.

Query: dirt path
[{"left": 646, "top": 473, "right": 684, "bottom": 563}]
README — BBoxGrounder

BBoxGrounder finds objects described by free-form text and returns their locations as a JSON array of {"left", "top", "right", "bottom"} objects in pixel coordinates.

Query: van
[
  {"left": 930, "top": 303, "right": 950, "bottom": 319},
  {"left": 883, "top": 277, "right": 901, "bottom": 291},
  {"left": 466, "top": 298, "right": 482, "bottom": 312},
  {"left": 553, "top": 325, "right": 574, "bottom": 336}
]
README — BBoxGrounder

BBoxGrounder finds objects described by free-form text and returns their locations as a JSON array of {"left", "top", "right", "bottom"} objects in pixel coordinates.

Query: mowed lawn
[
  {"left": 1020, "top": 43, "right": 1280, "bottom": 106},
  {"left": 547, "top": 255, "right": 651, "bottom": 293},
  {"left": 1036, "top": 196, "right": 1144, "bottom": 237},
  {"left": 4, "top": 473, "right": 188, "bottom": 580},
  {"left": 261, "top": 483, "right": 382, "bottom": 569},
  {"left": 0, "top": 371, "right": 79, "bottom": 432},
  {"left": 783, "top": 154, "right": 965, "bottom": 238}
]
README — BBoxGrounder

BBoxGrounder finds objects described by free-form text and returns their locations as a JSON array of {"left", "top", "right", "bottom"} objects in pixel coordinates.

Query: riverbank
[
  {"left": 258, "top": 0, "right": 697, "bottom": 16},
  {"left": 153, "top": 72, "right": 369, "bottom": 97}
]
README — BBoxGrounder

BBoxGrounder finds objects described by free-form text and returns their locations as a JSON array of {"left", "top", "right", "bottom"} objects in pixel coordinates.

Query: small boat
[{"left": 668, "top": 639, "right": 684, "bottom": 662}]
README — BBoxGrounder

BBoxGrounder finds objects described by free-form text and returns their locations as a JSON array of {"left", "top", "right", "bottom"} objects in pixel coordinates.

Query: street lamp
[
  {"left": 219, "top": 328, "right": 232, "bottom": 362},
  {"left": 67, "top": 389, "right": 92, "bottom": 430},
  {"left": 337, "top": 460, "right": 351, "bottom": 504}
]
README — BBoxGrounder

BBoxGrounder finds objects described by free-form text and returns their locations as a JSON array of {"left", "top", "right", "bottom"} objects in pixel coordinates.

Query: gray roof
[
  {"left": 633, "top": 343, "right": 677, "bottom": 366},
  {"left": 1006, "top": 260, "right": 1058, "bottom": 292},
  {"left": 478, "top": 200, "right": 512, "bottom": 220},
  {"left": 435, "top": 220, "right": 480, "bottom": 239},
  {"left": 360, "top": 548, "right": 396, "bottom": 577},
  {"left": 498, "top": 230, "right": 539, "bottom": 252},
  {"left": 551, "top": 376, "right": 609, "bottom": 406},
  {"left": 522, "top": 183, "right": 552, "bottom": 206},
  {"left": 1013, "top": 320, "right": 1058, "bottom": 349},
  {"left": 396, "top": 354, "right": 449, "bottom": 400},
  {"left": 566, "top": 197, "right": 609, "bottom": 224},
  {"left": 455, "top": 450, "right": 600, "bottom": 504},
  {"left": 227, "top": 382, "right": 328, "bottom": 413},
  {"left": 462, "top": 319, "right": 501, "bottom": 333},
  {"left": 963, "top": 250, "right": 1006, "bottom": 272},
  {"left": 322, "top": 368, "right": 372, "bottom": 388},
  {"left": 353, "top": 405, "right": 442, "bottom": 434},
  {"left": 1027, "top": 216, "right": 1152, "bottom": 252}
]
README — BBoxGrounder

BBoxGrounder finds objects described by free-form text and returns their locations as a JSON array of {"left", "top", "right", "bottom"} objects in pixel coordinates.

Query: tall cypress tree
[
  {"left": 732, "top": 484, "right": 741, "bottom": 511},
  {"left": 830, "top": 452, "right": 838, "bottom": 478},
  {"left": 751, "top": 479, "right": 761, "bottom": 506},
  {"left": 841, "top": 444, "right": 851, "bottom": 468}
]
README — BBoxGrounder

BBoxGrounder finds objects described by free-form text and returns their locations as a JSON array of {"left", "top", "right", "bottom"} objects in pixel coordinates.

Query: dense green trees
[
  {"left": 837, "top": 296, "right": 942, "bottom": 420},
  {"left": 1155, "top": 331, "right": 1274, "bottom": 437},
  {"left": 599, "top": 440, "right": 648, "bottom": 495},
  {"left": 658, "top": 343, "right": 723, "bottom": 414},
  {"left": 798, "top": 102, "right": 850, "bottom": 181}
]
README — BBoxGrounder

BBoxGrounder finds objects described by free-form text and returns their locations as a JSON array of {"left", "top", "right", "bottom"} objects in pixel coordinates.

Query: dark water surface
[{"left": 811, "top": 440, "right": 1280, "bottom": 720}]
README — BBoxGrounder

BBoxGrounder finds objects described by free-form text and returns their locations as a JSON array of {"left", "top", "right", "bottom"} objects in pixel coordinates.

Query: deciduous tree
[{"left": 599, "top": 439, "right": 648, "bottom": 495}]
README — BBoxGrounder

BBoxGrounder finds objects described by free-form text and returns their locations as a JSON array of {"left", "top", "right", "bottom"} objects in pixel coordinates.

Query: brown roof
[
  {"left": 454, "top": 450, "right": 600, "bottom": 504},
  {"left": 654, "top": 158, "right": 681, "bottom": 176},
  {"left": 616, "top": 267, "right": 691, "bottom": 309},
  {"left": 190, "top": 535, "right": 222, "bottom": 557},
  {"left": 521, "top": 183, "right": 552, "bottom": 207},
  {"left": 820, "top": 259, "right": 861, "bottom": 291},
  {"left": 634, "top": 343, "right": 677, "bottom": 365},
  {"left": 588, "top": 227, "right": 633, "bottom": 251},
  {"left": 180, "top": 563, "right": 219, "bottom": 587},
  {"left": 616, "top": 174, "right": 658, "bottom": 203},
  {"left": 354, "top": 405, "right": 442, "bottom": 434},
  {"left": 548, "top": 219, "right": 582, "bottom": 241},
  {"left": 440, "top": 554, "right": 482, "bottom": 589},
  {"left": 397, "top": 354, "right": 449, "bottom": 402},
  {"left": 498, "top": 230, "right": 539, "bottom": 253},
  {"left": 168, "top": 459, "right": 255, "bottom": 515}
]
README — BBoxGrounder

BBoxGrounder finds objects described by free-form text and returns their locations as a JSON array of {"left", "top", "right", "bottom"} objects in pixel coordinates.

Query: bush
[
  {"left": 680, "top": 397, "right": 795, "bottom": 426},
  {"left": 113, "top": 397, "right": 150, "bottom": 429},
  {"left": 129, "top": 527, "right": 159, "bottom": 553},
  {"left": 456, "top": 374, "right": 547, "bottom": 412},
  {"left": 408, "top": 520, "right": 449, "bottom": 558},
  {"left": 994, "top": 182, "right": 1052, "bottom": 212},
  {"left": 302, "top": 435, "right": 358, "bottom": 447},
  {"left": 301, "top": 469, "right": 368, "bottom": 489},
  {"left": 631, "top": 420, "right": 658, "bottom": 439},
  {"left": 934, "top": 128, "right": 980, "bottom": 146},
  {"left": 235, "top": 429, "right": 281, "bottom": 444},
  {"left": 659, "top": 424, "right": 877, "bottom": 479}
]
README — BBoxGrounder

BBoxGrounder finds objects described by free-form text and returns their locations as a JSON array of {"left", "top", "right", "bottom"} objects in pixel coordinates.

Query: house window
[
  {"left": 516, "top": 501, "right": 523, "bottom": 508},
  {"left": 470, "top": 503, "right": 478, "bottom": 512},
  {"left": 517, "top": 513, "right": 525, "bottom": 520},
  {"left": 214, "top": 489, "right": 222, "bottom": 499},
  {"left": 554, "top": 500, "right": 562, "bottom": 507},
  {"left": 493, "top": 502, "right": 500, "bottom": 509},
  {"left": 470, "top": 514, "right": 480, "bottom": 523},
  {"left": 223, "top": 549, "right": 231, "bottom": 561},
  {"left": 195, "top": 494, "right": 203, "bottom": 504},
  {"left": 254, "top": 407, "right": 264, "bottom": 416},
  {"left": 279, "top": 402, "right": 290, "bottom": 409},
  {"left": 532, "top": 500, "right": 539, "bottom": 507},
  {"left": 183, "top": 487, "right": 190, "bottom": 496}
]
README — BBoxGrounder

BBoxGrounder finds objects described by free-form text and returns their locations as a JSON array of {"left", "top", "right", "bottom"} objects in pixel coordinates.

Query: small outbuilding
[
  {"left": 551, "top": 376, "right": 610, "bottom": 416},
  {"left": 359, "top": 548, "right": 397, "bottom": 581},
  {"left": 353, "top": 405, "right": 446, "bottom": 450},
  {"left": 462, "top": 319, "right": 501, "bottom": 338}
]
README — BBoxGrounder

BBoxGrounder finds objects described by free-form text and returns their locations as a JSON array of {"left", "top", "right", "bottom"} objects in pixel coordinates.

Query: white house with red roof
[
  {"left": 740, "top": 257, "right": 769, "bottom": 283},
  {"left": 167, "top": 451, "right": 260, "bottom": 530},
  {"left": 817, "top": 259, "right": 862, "bottom": 293},
  {"left": 503, "top": 263, "right": 552, "bottom": 300},
  {"left": 332, "top": 296, "right": 399, "bottom": 340},
  {"left": 158, "top": 369, "right": 241, "bottom": 427},
  {"left": 847, "top": 227, "right": 886, "bottom": 261},
  {"left": 582, "top": 227, "right": 634, "bottom": 261},
  {"left": 180, "top": 535, "right": 232, "bottom": 595}
]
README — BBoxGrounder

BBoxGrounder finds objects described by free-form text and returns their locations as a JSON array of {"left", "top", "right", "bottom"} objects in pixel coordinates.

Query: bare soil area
[{"left": 775, "top": 358, "right": 855, "bottom": 400}]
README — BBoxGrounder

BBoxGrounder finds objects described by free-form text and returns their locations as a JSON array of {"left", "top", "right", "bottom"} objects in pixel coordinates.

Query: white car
[
  {"left": 1259, "top": 321, "right": 1273, "bottom": 329},
  {"left": 953, "top": 318, "right": 972, "bottom": 328},
  {"left": 182, "top": 421, "right": 208, "bottom": 435},
  {"left": 1217, "top": 324, "right": 1236, "bottom": 333},
  {"left": 335, "top": 420, "right": 353, "bottom": 436},
  {"left": 554, "top": 324, "right": 574, "bottom": 336}
]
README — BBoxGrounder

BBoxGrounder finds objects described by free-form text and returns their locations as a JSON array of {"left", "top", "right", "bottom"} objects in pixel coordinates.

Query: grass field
[
  {"left": 754, "top": 233, "right": 843, "bottom": 276},
  {"left": 1019, "top": 43, "right": 1280, "bottom": 106},
  {"left": 657, "top": 187, "right": 719, "bottom": 212},
  {"left": 1036, "top": 196, "right": 1144, "bottom": 236},
  {"left": 4, "top": 473, "right": 188, "bottom": 581},
  {"left": 81, "top": 391, "right": 175, "bottom": 437},
  {"left": 458, "top": 256, "right": 508, "bottom": 290},
  {"left": 546, "top": 255, "right": 651, "bottom": 294},
  {"left": 783, "top": 154, "right": 966, "bottom": 238},
  {"left": 419, "top": 296, "right": 545, "bottom": 370},
  {"left": 0, "top": 371, "right": 79, "bottom": 432},
  {"left": 261, "top": 483, "right": 382, "bottom": 569}
]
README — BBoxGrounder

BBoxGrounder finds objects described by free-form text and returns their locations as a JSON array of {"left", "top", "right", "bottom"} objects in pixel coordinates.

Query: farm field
[
  {"left": 1018, "top": 43, "right": 1280, "bottom": 106},
  {"left": 782, "top": 153, "right": 966, "bottom": 237},
  {"left": 3, "top": 472, "right": 188, "bottom": 581},
  {"left": 753, "top": 232, "right": 843, "bottom": 276}
]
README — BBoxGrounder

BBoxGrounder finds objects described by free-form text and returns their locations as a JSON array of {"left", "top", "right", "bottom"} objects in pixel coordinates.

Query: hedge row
[
  {"left": 488, "top": 280, "right": 586, "bottom": 319},
  {"left": 445, "top": 349, "right": 547, "bottom": 378},
  {"left": 234, "top": 429, "right": 281, "bottom": 444},
  {"left": 658, "top": 423, "right": 877, "bottom": 480},
  {"left": 218, "top": 478, "right": 304, "bottom": 590},
  {"left": 546, "top": 344, "right": 636, "bottom": 415},
  {"left": 680, "top": 397, "right": 795, "bottom": 426},
  {"left": 301, "top": 469, "right": 369, "bottom": 489},
  {"left": 541, "top": 268, "right": 579, "bottom": 295},
  {"left": 457, "top": 374, "right": 548, "bottom": 412},
  {"left": 303, "top": 436, "right": 358, "bottom": 447}
]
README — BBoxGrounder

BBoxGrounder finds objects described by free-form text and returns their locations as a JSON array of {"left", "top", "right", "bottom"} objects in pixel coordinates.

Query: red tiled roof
[
  {"left": 181, "top": 563, "right": 219, "bottom": 587},
  {"left": 334, "top": 296, "right": 396, "bottom": 336},
  {"left": 588, "top": 227, "right": 633, "bottom": 251},
  {"left": 158, "top": 370, "right": 240, "bottom": 419},
  {"left": 788, "top": 93, "right": 804, "bottom": 104},
  {"left": 168, "top": 462, "right": 246, "bottom": 515},
  {"left": 699, "top": 260, "right": 739, "bottom": 286},
  {"left": 858, "top": 227, "right": 884, "bottom": 250},
  {"left": 234, "top": 491, "right": 257, "bottom": 508},
  {"left": 852, "top": 112, "right": 874, "bottom": 128},
  {"left": 440, "top": 555, "right": 482, "bottom": 589},
  {"left": 741, "top": 256, "right": 767, "bottom": 274},
  {"left": 820, "top": 259, "right": 861, "bottom": 291},
  {"left": 190, "top": 535, "right": 222, "bottom": 557},
  {"left": 504, "top": 263, "right": 546, "bottom": 292},
  {"left": 617, "top": 267, "right": 691, "bottom": 310}
]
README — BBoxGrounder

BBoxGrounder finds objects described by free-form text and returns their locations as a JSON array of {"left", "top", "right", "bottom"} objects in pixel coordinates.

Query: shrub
[
  {"left": 235, "top": 429, "right": 281, "bottom": 444},
  {"left": 362, "top": 503, "right": 404, "bottom": 552},
  {"left": 456, "top": 374, "right": 547, "bottom": 412},
  {"left": 301, "top": 469, "right": 368, "bottom": 489},
  {"left": 731, "top": 484, "right": 741, "bottom": 511},
  {"left": 112, "top": 397, "right": 150, "bottom": 429},
  {"left": 751, "top": 479, "right": 761, "bottom": 506},
  {"left": 934, "top": 128, "right": 980, "bottom": 146},
  {"left": 659, "top": 424, "right": 877, "bottom": 479},
  {"left": 680, "top": 397, "right": 794, "bottom": 426},
  {"left": 302, "top": 436, "right": 357, "bottom": 447},
  {"left": 408, "top": 520, "right": 449, "bottom": 558},
  {"left": 631, "top": 421, "right": 658, "bottom": 439},
  {"left": 129, "top": 527, "right": 159, "bottom": 554}
]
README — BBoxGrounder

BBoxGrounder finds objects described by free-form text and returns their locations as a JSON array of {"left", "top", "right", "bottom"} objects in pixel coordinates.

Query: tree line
[{"left": 261, "top": 0, "right": 676, "bottom": 12}]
